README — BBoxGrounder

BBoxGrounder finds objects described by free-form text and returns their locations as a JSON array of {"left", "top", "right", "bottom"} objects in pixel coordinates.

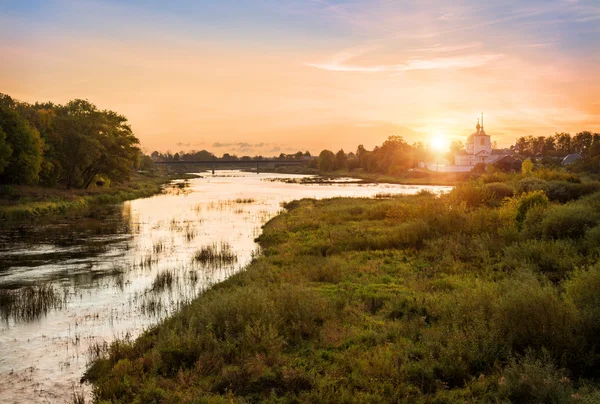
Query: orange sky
[{"left": 1, "top": 0, "right": 599, "bottom": 156}]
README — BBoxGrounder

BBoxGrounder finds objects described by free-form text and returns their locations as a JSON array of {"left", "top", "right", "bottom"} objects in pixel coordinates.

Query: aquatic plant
[
  {"left": 193, "top": 242, "right": 238, "bottom": 267},
  {"left": 0, "top": 283, "right": 67, "bottom": 322}
]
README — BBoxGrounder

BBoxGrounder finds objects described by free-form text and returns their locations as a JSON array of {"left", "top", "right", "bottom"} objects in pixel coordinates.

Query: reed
[
  {"left": 193, "top": 242, "right": 238, "bottom": 267},
  {"left": 0, "top": 283, "right": 67, "bottom": 322}
]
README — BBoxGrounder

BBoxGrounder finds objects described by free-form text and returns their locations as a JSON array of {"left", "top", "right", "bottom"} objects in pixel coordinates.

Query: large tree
[
  {"left": 0, "top": 126, "right": 12, "bottom": 174},
  {"left": 318, "top": 149, "right": 335, "bottom": 172},
  {"left": 0, "top": 106, "right": 44, "bottom": 184},
  {"left": 334, "top": 149, "right": 347, "bottom": 170},
  {"left": 54, "top": 100, "right": 140, "bottom": 188}
]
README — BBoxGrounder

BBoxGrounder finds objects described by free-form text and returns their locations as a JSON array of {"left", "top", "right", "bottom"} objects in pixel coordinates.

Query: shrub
[
  {"left": 503, "top": 239, "right": 583, "bottom": 281},
  {"left": 541, "top": 203, "right": 599, "bottom": 240},
  {"left": 497, "top": 352, "right": 574, "bottom": 404},
  {"left": 516, "top": 177, "right": 547, "bottom": 194},
  {"left": 515, "top": 190, "right": 549, "bottom": 224},
  {"left": 449, "top": 182, "right": 493, "bottom": 207},
  {"left": 485, "top": 182, "right": 514, "bottom": 201}
]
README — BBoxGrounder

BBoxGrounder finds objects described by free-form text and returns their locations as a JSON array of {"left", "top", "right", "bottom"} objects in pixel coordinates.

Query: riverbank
[
  {"left": 0, "top": 171, "right": 199, "bottom": 220},
  {"left": 255, "top": 165, "right": 467, "bottom": 185},
  {"left": 85, "top": 178, "right": 600, "bottom": 402}
]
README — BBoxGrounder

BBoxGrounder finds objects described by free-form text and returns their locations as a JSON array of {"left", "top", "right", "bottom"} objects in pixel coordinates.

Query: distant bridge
[{"left": 154, "top": 159, "right": 307, "bottom": 174}]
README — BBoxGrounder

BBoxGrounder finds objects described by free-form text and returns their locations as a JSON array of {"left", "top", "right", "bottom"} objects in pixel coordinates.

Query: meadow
[{"left": 85, "top": 170, "right": 600, "bottom": 403}]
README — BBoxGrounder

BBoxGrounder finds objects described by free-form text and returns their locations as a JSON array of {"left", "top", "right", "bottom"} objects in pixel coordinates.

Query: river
[{"left": 0, "top": 171, "right": 451, "bottom": 403}]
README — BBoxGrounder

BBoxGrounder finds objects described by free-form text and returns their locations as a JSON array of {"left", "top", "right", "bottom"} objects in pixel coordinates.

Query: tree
[
  {"left": 555, "top": 132, "right": 571, "bottom": 155},
  {"left": 334, "top": 149, "right": 347, "bottom": 170},
  {"left": 0, "top": 126, "right": 12, "bottom": 174},
  {"left": 318, "top": 149, "right": 335, "bottom": 172},
  {"left": 522, "top": 158, "right": 534, "bottom": 176},
  {"left": 0, "top": 106, "right": 44, "bottom": 184},
  {"left": 572, "top": 131, "right": 593, "bottom": 156}
]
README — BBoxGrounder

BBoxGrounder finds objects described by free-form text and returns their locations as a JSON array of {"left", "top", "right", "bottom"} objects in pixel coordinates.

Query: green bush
[
  {"left": 503, "top": 239, "right": 583, "bottom": 281},
  {"left": 485, "top": 182, "right": 514, "bottom": 201},
  {"left": 497, "top": 352, "right": 574, "bottom": 404},
  {"left": 541, "top": 203, "right": 599, "bottom": 240},
  {"left": 449, "top": 182, "right": 493, "bottom": 207},
  {"left": 515, "top": 190, "right": 549, "bottom": 224},
  {"left": 516, "top": 177, "right": 547, "bottom": 194}
]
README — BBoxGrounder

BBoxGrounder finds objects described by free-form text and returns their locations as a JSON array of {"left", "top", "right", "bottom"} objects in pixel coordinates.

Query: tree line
[
  {"left": 150, "top": 150, "right": 311, "bottom": 162},
  {"left": 515, "top": 131, "right": 600, "bottom": 158},
  {"left": 316, "top": 136, "right": 430, "bottom": 175},
  {"left": 0, "top": 93, "right": 142, "bottom": 189}
]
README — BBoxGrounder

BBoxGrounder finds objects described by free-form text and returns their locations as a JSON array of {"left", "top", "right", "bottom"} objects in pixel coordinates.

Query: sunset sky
[{"left": 1, "top": 0, "right": 599, "bottom": 156}]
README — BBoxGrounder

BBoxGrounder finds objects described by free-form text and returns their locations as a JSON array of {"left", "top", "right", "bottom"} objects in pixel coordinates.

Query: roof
[{"left": 562, "top": 153, "right": 582, "bottom": 165}]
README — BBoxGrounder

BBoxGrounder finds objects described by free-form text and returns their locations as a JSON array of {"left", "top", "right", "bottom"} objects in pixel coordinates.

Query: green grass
[
  {"left": 0, "top": 171, "right": 198, "bottom": 220},
  {"left": 85, "top": 181, "right": 600, "bottom": 403}
]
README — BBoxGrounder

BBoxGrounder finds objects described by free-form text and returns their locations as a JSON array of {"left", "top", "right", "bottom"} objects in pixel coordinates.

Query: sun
[{"left": 429, "top": 134, "right": 450, "bottom": 152}]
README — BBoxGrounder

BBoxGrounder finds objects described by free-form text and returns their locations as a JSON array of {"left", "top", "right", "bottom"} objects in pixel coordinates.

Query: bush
[
  {"left": 503, "top": 240, "right": 583, "bottom": 280},
  {"left": 541, "top": 203, "right": 599, "bottom": 240},
  {"left": 497, "top": 352, "right": 574, "bottom": 404},
  {"left": 515, "top": 190, "right": 549, "bottom": 223},
  {"left": 450, "top": 182, "right": 493, "bottom": 207},
  {"left": 485, "top": 182, "right": 514, "bottom": 201},
  {"left": 516, "top": 177, "right": 547, "bottom": 194}
]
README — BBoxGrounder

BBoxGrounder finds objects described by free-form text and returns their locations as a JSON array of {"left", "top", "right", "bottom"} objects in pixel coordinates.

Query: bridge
[{"left": 154, "top": 159, "right": 307, "bottom": 174}]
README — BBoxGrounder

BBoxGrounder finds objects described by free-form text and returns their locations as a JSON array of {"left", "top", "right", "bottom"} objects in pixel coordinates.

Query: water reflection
[{"left": 0, "top": 171, "right": 451, "bottom": 403}]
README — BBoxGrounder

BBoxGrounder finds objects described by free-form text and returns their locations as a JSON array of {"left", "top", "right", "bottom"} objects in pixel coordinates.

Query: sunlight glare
[{"left": 430, "top": 134, "right": 450, "bottom": 152}]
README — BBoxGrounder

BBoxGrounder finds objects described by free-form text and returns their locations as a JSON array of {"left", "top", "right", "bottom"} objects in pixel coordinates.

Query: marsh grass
[
  {"left": 151, "top": 270, "right": 174, "bottom": 292},
  {"left": 193, "top": 242, "right": 238, "bottom": 267},
  {"left": 0, "top": 284, "right": 67, "bottom": 322},
  {"left": 234, "top": 197, "right": 256, "bottom": 204}
]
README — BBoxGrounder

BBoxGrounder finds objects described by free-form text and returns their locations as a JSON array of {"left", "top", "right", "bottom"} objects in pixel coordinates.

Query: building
[
  {"left": 424, "top": 115, "right": 514, "bottom": 172},
  {"left": 455, "top": 116, "right": 492, "bottom": 167}
]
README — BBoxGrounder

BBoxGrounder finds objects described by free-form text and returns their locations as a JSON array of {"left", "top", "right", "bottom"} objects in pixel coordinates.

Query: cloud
[
  {"left": 212, "top": 142, "right": 266, "bottom": 148},
  {"left": 307, "top": 53, "right": 503, "bottom": 73}
]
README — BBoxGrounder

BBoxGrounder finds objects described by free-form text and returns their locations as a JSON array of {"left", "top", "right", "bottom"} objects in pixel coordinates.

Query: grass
[
  {"left": 84, "top": 176, "right": 600, "bottom": 402},
  {"left": 0, "top": 283, "right": 67, "bottom": 322},
  {"left": 151, "top": 270, "right": 175, "bottom": 292},
  {"left": 0, "top": 171, "right": 199, "bottom": 220},
  {"left": 193, "top": 242, "right": 238, "bottom": 268}
]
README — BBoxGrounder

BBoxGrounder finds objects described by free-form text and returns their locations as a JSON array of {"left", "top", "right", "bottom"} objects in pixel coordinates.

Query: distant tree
[
  {"left": 308, "top": 158, "right": 318, "bottom": 169},
  {"left": 173, "top": 152, "right": 180, "bottom": 161},
  {"left": 375, "top": 136, "right": 412, "bottom": 174},
  {"left": 294, "top": 151, "right": 303, "bottom": 159},
  {"left": 318, "top": 150, "right": 335, "bottom": 172},
  {"left": 304, "top": 151, "right": 311, "bottom": 157},
  {"left": 522, "top": 158, "right": 534, "bottom": 175},
  {"left": 555, "top": 132, "right": 571, "bottom": 155},
  {"left": 572, "top": 131, "right": 593, "bottom": 156},
  {"left": 334, "top": 149, "right": 347, "bottom": 170},
  {"left": 139, "top": 154, "right": 155, "bottom": 172},
  {"left": 0, "top": 126, "right": 12, "bottom": 174},
  {"left": 0, "top": 106, "right": 44, "bottom": 184}
]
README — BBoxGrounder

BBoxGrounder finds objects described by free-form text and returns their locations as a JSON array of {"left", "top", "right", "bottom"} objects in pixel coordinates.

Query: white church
[
  {"left": 454, "top": 116, "right": 492, "bottom": 167},
  {"left": 425, "top": 115, "right": 510, "bottom": 172}
]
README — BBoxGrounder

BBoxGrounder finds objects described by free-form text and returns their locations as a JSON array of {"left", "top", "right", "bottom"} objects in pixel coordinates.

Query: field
[{"left": 85, "top": 172, "right": 600, "bottom": 403}]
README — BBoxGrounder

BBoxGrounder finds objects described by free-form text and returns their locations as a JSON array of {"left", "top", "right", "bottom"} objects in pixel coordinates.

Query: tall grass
[
  {"left": 0, "top": 284, "right": 67, "bottom": 322},
  {"left": 193, "top": 242, "right": 238, "bottom": 267}
]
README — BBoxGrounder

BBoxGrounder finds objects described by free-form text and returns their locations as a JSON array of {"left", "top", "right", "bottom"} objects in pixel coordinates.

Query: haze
[{"left": 1, "top": 0, "right": 599, "bottom": 155}]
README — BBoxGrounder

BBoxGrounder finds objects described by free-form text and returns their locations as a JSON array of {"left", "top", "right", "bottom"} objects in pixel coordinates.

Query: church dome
[{"left": 466, "top": 132, "right": 478, "bottom": 144}]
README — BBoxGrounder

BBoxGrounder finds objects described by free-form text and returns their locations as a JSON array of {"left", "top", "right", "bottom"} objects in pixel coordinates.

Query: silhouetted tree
[{"left": 318, "top": 149, "right": 335, "bottom": 172}]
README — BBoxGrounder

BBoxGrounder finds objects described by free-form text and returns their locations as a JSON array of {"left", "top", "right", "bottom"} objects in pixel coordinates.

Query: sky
[{"left": 1, "top": 0, "right": 599, "bottom": 156}]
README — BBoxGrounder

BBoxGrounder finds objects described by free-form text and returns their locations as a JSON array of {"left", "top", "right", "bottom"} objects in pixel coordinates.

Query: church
[
  {"left": 423, "top": 114, "right": 515, "bottom": 172},
  {"left": 455, "top": 115, "right": 493, "bottom": 167}
]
